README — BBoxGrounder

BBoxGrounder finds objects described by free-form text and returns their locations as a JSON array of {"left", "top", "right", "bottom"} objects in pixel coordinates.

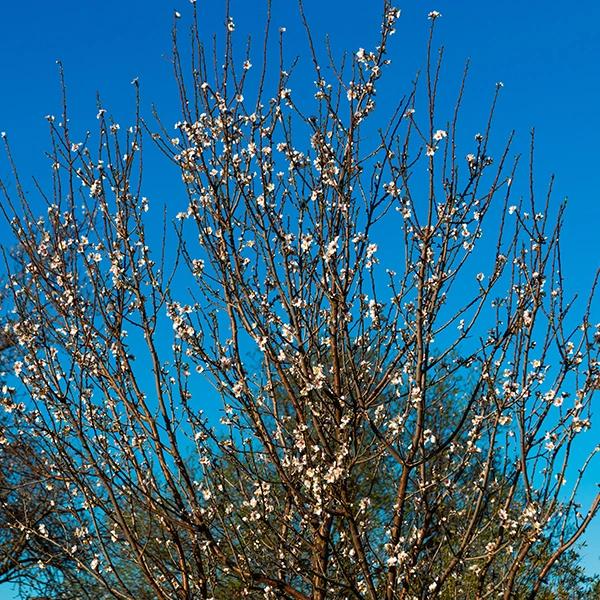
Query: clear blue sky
[
  {"left": 0, "top": 1, "right": 598, "bottom": 596},
  {"left": 0, "top": 0, "right": 597, "bottom": 279}
]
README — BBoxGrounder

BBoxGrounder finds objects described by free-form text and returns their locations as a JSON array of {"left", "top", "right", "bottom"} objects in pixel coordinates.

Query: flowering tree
[
  {"left": 1, "top": 3, "right": 599, "bottom": 599},
  {"left": 0, "top": 289, "right": 83, "bottom": 598},
  {"left": 0, "top": 416, "right": 79, "bottom": 597}
]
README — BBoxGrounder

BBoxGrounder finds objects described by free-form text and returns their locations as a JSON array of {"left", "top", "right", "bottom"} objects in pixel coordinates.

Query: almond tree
[
  {"left": 0, "top": 286, "right": 84, "bottom": 598},
  {"left": 1, "top": 3, "right": 598, "bottom": 599}
]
